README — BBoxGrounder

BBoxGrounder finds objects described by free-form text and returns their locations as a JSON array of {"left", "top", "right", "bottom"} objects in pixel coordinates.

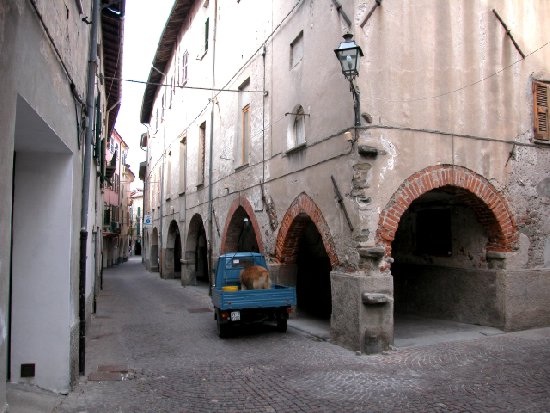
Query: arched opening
[
  {"left": 275, "top": 193, "right": 338, "bottom": 322},
  {"left": 294, "top": 216, "right": 332, "bottom": 318},
  {"left": 150, "top": 227, "right": 159, "bottom": 272},
  {"left": 224, "top": 206, "right": 259, "bottom": 252},
  {"left": 195, "top": 229, "right": 208, "bottom": 283},
  {"left": 185, "top": 214, "right": 209, "bottom": 284},
  {"left": 163, "top": 220, "right": 181, "bottom": 279},
  {"left": 391, "top": 186, "right": 507, "bottom": 339}
]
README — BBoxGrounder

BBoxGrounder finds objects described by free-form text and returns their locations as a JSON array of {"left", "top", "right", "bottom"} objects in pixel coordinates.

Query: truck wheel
[
  {"left": 217, "top": 317, "right": 229, "bottom": 338},
  {"left": 276, "top": 318, "right": 287, "bottom": 333}
]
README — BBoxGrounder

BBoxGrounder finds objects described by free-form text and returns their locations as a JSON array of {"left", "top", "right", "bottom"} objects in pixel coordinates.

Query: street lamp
[{"left": 334, "top": 33, "right": 364, "bottom": 127}]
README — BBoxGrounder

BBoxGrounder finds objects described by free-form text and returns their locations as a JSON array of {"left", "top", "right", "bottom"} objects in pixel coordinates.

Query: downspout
[
  {"left": 159, "top": 124, "right": 165, "bottom": 276},
  {"left": 141, "top": 126, "right": 149, "bottom": 265},
  {"left": 261, "top": 45, "right": 266, "bottom": 205},
  {"left": 79, "top": 0, "right": 99, "bottom": 376},
  {"left": 207, "top": 0, "right": 218, "bottom": 293}
]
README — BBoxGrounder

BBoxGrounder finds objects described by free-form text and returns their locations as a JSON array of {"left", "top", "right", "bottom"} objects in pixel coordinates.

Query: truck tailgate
[{"left": 212, "top": 284, "right": 296, "bottom": 310}]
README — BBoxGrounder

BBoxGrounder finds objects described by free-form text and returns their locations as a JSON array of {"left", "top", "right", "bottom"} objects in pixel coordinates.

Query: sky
[{"left": 114, "top": 0, "right": 174, "bottom": 189}]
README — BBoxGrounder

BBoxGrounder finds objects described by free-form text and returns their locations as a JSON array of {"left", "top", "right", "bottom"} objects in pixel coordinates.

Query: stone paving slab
[{"left": 27, "top": 257, "right": 549, "bottom": 412}]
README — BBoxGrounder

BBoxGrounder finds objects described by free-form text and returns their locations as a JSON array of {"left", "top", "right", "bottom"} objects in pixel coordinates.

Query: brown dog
[{"left": 240, "top": 265, "right": 272, "bottom": 290}]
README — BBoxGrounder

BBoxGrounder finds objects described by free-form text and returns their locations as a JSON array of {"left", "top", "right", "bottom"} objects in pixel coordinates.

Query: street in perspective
[
  {"left": 10, "top": 257, "right": 548, "bottom": 412},
  {"left": 3, "top": 1, "right": 550, "bottom": 412}
]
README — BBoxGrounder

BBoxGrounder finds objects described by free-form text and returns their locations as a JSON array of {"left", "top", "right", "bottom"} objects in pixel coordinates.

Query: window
[
  {"left": 237, "top": 79, "right": 251, "bottom": 166},
  {"left": 166, "top": 150, "right": 172, "bottom": 199},
  {"left": 179, "top": 134, "right": 187, "bottom": 194},
  {"left": 103, "top": 207, "right": 110, "bottom": 226},
  {"left": 169, "top": 75, "right": 174, "bottom": 108},
  {"left": 242, "top": 104, "right": 250, "bottom": 163},
  {"left": 533, "top": 80, "right": 549, "bottom": 141},
  {"left": 290, "top": 31, "right": 304, "bottom": 69},
  {"left": 204, "top": 18, "right": 209, "bottom": 52},
  {"left": 181, "top": 50, "right": 188, "bottom": 85},
  {"left": 198, "top": 122, "right": 206, "bottom": 186},
  {"left": 287, "top": 104, "right": 307, "bottom": 150},
  {"left": 293, "top": 106, "right": 306, "bottom": 145}
]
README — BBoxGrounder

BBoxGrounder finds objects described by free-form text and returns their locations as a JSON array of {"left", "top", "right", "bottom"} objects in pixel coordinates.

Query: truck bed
[{"left": 212, "top": 284, "right": 296, "bottom": 311}]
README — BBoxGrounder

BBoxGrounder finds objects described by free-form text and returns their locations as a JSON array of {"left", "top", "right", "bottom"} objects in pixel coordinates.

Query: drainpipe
[
  {"left": 159, "top": 124, "right": 165, "bottom": 276},
  {"left": 207, "top": 0, "right": 218, "bottom": 294},
  {"left": 261, "top": 45, "right": 266, "bottom": 205},
  {"left": 79, "top": 0, "right": 99, "bottom": 376},
  {"left": 140, "top": 126, "right": 149, "bottom": 265}
]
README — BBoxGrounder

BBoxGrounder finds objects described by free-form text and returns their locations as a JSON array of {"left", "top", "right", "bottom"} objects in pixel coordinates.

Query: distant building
[
  {"left": 130, "top": 189, "right": 144, "bottom": 256},
  {"left": 140, "top": 0, "right": 550, "bottom": 354},
  {"left": 102, "top": 129, "right": 133, "bottom": 267}
]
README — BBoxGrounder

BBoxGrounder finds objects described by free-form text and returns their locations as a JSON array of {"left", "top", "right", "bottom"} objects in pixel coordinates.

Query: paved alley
[{"left": 49, "top": 257, "right": 550, "bottom": 412}]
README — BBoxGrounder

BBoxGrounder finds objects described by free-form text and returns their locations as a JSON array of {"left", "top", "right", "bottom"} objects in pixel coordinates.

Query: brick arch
[
  {"left": 376, "top": 165, "right": 518, "bottom": 256},
  {"left": 220, "top": 196, "right": 264, "bottom": 254},
  {"left": 275, "top": 192, "right": 339, "bottom": 266}
]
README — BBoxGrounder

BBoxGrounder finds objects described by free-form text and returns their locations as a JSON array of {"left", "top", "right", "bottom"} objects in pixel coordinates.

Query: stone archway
[
  {"left": 182, "top": 214, "right": 208, "bottom": 286},
  {"left": 275, "top": 193, "right": 338, "bottom": 318},
  {"left": 220, "top": 197, "right": 264, "bottom": 254},
  {"left": 275, "top": 192, "right": 338, "bottom": 266},
  {"left": 163, "top": 220, "right": 181, "bottom": 279},
  {"left": 378, "top": 165, "right": 519, "bottom": 330},
  {"left": 377, "top": 165, "right": 518, "bottom": 257}
]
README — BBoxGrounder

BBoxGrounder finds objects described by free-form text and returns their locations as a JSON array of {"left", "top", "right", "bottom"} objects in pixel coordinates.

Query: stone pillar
[
  {"left": 149, "top": 244, "right": 159, "bottom": 272},
  {"left": 267, "top": 262, "right": 297, "bottom": 287},
  {"left": 161, "top": 248, "right": 175, "bottom": 279},
  {"left": 331, "top": 244, "right": 394, "bottom": 355},
  {"left": 181, "top": 258, "right": 195, "bottom": 286},
  {"left": 331, "top": 271, "right": 393, "bottom": 354},
  {"left": 360, "top": 276, "right": 394, "bottom": 354}
]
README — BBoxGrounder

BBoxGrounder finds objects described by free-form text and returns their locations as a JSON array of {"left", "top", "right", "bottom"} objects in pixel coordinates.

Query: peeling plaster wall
[
  {"left": 355, "top": 0, "right": 550, "bottom": 269},
  {"left": 144, "top": 0, "right": 550, "bottom": 349}
]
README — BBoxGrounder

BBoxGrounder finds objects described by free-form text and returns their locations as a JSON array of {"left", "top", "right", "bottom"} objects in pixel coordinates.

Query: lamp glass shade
[{"left": 334, "top": 34, "right": 364, "bottom": 79}]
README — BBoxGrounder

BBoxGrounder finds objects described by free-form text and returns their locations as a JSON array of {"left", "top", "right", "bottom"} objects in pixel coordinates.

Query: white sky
[{"left": 114, "top": 1, "right": 174, "bottom": 189}]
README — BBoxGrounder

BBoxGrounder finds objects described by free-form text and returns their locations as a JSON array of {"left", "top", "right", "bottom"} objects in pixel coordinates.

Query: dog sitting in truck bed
[{"left": 239, "top": 264, "right": 272, "bottom": 290}]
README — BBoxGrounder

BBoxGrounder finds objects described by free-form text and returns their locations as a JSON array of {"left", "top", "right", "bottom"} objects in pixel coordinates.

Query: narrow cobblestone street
[{"left": 50, "top": 257, "right": 550, "bottom": 412}]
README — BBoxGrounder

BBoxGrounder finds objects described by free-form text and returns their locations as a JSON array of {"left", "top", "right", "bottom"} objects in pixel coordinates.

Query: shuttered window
[
  {"left": 182, "top": 50, "right": 188, "bottom": 86},
  {"left": 533, "top": 80, "right": 549, "bottom": 141}
]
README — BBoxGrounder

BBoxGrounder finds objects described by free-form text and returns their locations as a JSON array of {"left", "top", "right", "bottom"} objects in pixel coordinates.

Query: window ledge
[
  {"left": 534, "top": 138, "right": 550, "bottom": 146},
  {"left": 196, "top": 49, "right": 208, "bottom": 61},
  {"left": 235, "top": 163, "right": 249, "bottom": 172},
  {"left": 285, "top": 142, "right": 306, "bottom": 155}
]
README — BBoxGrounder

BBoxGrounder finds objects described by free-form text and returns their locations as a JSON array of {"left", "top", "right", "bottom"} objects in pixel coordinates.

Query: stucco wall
[
  {"left": 0, "top": 0, "right": 103, "bottom": 401},
  {"left": 143, "top": 0, "right": 550, "bottom": 354},
  {"left": 356, "top": 0, "right": 550, "bottom": 268}
]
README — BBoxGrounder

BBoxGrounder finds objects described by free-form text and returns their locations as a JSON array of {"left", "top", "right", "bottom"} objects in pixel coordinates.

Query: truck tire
[
  {"left": 276, "top": 317, "right": 287, "bottom": 333},
  {"left": 217, "top": 316, "right": 229, "bottom": 338}
]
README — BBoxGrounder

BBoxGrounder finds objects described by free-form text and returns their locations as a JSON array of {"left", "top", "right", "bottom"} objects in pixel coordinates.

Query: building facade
[
  {"left": 102, "top": 129, "right": 133, "bottom": 267},
  {"left": 130, "top": 189, "right": 144, "bottom": 256},
  {"left": 0, "top": 0, "right": 125, "bottom": 406},
  {"left": 140, "top": 0, "right": 550, "bottom": 354}
]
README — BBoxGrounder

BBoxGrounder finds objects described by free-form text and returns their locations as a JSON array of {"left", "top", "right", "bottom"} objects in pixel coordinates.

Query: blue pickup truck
[{"left": 211, "top": 252, "right": 297, "bottom": 338}]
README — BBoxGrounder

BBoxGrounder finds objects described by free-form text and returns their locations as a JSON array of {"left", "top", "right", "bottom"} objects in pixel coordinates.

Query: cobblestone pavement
[{"left": 54, "top": 257, "right": 550, "bottom": 412}]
